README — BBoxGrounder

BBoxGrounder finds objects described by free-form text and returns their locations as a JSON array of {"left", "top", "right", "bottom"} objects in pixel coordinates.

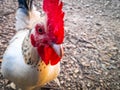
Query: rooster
[{"left": 1, "top": 0, "right": 64, "bottom": 90}]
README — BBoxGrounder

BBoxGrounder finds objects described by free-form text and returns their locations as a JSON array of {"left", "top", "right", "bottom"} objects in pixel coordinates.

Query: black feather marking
[
  {"left": 18, "top": 0, "right": 28, "bottom": 9},
  {"left": 29, "top": 0, "right": 33, "bottom": 11},
  {"left": 18, "top": 0, "right": 33, "bottom": 10},
  {"left": 18, "top": 0, "right": 33, "bottom": 15}
]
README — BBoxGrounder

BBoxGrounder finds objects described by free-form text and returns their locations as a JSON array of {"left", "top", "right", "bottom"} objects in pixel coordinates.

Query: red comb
[{"left": 43, "top": 0, "right": 64, "bottom": 44}]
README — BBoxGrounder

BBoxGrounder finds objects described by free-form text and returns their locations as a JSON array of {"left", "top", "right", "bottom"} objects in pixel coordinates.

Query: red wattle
[{"left": 37, "top": 45, "right": 61, "bottom": 65}]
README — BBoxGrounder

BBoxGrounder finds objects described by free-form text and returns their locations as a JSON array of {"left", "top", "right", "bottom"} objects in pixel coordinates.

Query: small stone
[
  {"left": 67, "top": 78, "right": 71, "bottom": 81},
  {"left": 74, "top": 69, "right": 79, "bottom": 73},
  {"left": 60, "top": 80, "right": 64, "bottom": 84},
  {"left": 96, "top": 23, "right": 101, "bottom": 26},
  {"left": 70, "top": 60, "right": 74, "bottom": 64},
  {"left": 96, "top": 87, "right": 101, "bottom": 90},
  {"left": 79, "top": 75, "right": 83, "bottom": 79},
  {"left": 85, "top": 4, "right": 90, "bottom": 7},
  {"left": 73, "top": 74, "right": 77, "bottom": 78},
  {"left": 68, "top": 87, "right": 71, "bottom": 90},
  {"left": 85, "top": 15, "right": 94, "bottom": 19}
]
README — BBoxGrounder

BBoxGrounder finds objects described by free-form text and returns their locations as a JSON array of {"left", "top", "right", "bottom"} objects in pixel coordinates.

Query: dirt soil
[{"left": 0, "top": 0, "right": 120, "bottom": 90}]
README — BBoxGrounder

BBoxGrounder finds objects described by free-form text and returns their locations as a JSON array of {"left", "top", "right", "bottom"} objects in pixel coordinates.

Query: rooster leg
[
  {"left": 54, "top": 78, "right": 61, "bottom": 87},
  {"left": 0, "top": 59, "right": 2, "bottom": 62}
]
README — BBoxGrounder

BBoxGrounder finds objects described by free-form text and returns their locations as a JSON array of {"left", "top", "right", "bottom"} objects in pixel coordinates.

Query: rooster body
[
  {"left": 2, "top": 30, "right": 60, "bottom": 89},
  {"left": 1, "top": 0, "right": 64, "bottom": 90}
]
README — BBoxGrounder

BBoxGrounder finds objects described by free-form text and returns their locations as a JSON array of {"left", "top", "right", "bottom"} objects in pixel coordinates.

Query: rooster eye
[{"left": 38, "top": 28, "right": 44, "bottom": 34}]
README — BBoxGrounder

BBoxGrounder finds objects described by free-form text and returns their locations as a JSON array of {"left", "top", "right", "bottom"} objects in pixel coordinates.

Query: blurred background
[{"left": 0, "top": 0, "right": 120, "bottom": 90}]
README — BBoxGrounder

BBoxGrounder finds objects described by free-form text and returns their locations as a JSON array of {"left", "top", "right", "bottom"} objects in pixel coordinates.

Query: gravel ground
[{"left": 0, "top": 0, "right": 120, "bottom": 90}]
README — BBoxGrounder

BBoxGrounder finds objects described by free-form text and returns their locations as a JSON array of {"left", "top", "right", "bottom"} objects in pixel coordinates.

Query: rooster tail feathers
[
  {"left": 18, "top": 0, "right": 33, "bottom": 11},
  {"left": 16, "top": 0, "right": 40, "bottom": 31}
]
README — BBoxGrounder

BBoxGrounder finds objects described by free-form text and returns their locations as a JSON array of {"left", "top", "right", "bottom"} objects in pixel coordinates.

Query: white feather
[
  {"left": 1, "top": 30, "right": 38, "bottom": 87},
  {"left": 15, "top": 8, "right": 29, "bottom": 31},
  {"left": 15, "top": 6, "right": 41, "bottom": 31}
]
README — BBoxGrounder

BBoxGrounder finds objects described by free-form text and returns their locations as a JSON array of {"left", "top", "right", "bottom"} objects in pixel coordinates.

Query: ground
[{"left": 0, "top": 0, "right": 120, "bottom": 90}]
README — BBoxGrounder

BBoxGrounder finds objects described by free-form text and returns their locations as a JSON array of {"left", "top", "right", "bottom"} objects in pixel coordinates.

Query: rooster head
[{"left": 30, "top": 0, "right": 64, "bottom": 65}]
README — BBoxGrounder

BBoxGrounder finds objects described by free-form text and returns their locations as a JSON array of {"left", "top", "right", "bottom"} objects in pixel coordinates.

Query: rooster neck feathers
[{"left": 22, "top": 32, "right": 40, "bottom": 66}]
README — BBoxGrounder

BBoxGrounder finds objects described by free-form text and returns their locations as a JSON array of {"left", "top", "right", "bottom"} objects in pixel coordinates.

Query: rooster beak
[{"left": 51, "top": 43, "right": 64, "bottom": 58}]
